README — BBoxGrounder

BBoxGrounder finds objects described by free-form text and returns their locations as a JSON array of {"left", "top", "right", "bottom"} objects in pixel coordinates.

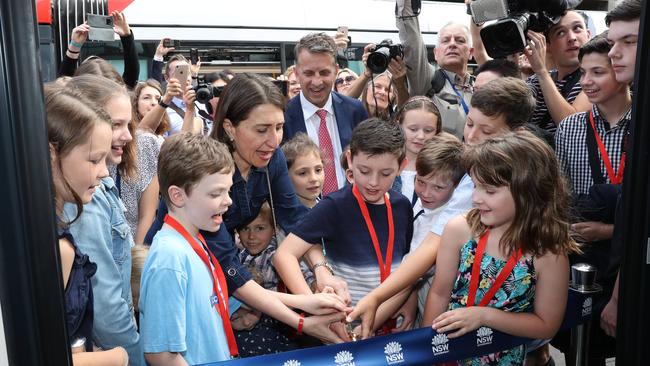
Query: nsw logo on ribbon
[
  {"left": 431, "top": 333, "right": 450, "bottom": 355},
  {"left": 476, "top": 327, "right": 494, "bottom": 347},
  {"left": 282, "top": 360, "right": 300, "bottom": 366},
  {"left": 334, "top": 350, "right": 355, "bottom": 366},
  {"left": 384, "top": 341, "right": 405, "bottom": 364}
]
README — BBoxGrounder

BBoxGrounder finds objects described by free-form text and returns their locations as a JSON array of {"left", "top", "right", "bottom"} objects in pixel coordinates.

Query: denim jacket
[
  {"left": 145, "top": 149, "right": 308, "bottom": 292},
  {"left": 64, "top": 177, "right": 144, "bottom": 366}
]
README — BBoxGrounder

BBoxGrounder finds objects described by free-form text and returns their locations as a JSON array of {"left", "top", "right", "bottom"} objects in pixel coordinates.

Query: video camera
[
  {"left": 469, "top": 0, "right": 568, "bottom": 59},
  {"left": 367, "top": 40, "right": 404, "bottom": 74}
]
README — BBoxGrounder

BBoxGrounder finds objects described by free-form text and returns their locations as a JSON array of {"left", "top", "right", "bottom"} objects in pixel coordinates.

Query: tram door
[{"left": 0, "top": 0, "right": 70, "bottom": 365}]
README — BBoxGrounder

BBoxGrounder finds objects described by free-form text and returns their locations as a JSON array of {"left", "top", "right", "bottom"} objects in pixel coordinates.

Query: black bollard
[{"left": 568, "top": 263, "right": 602, "bottom": 366}]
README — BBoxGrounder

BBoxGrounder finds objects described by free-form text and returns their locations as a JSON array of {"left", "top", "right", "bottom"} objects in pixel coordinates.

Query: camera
[
  {"left": 469, "top": 0, "right": 568, "bottom": 58},
  {"left": 193, "top": 84, "right": 223, "bottom": 105},
  {"left": 367, "top": 40, "right": 404, "bottom": 74}
]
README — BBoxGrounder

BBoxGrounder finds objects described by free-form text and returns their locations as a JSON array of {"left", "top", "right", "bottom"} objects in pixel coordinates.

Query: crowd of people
[{"left": 47, "top": 0, "right": 642, "bottom": 365}]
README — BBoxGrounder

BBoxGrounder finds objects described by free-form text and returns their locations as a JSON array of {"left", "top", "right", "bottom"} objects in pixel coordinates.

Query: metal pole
[{"left": 568, "top": 263, "right": 602, "bottom": 366}]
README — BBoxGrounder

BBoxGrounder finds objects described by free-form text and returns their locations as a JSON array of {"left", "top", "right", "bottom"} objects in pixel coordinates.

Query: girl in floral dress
[{"left": 422, "top": 131, "right": 580, "bottom": 365}]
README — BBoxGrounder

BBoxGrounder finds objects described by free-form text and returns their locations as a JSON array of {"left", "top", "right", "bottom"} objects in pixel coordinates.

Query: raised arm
[
  {"left": 396, "top": 0, "right": 435, "bottom": 96},
  {"left": 525, "top": 31, "right": 591, "bottom": 124},
  {"left": 59, "top": 23, "right": 89, "bottom": 77},
  {"left": 111, "top": 11, "right": 139, "bottom": 88}
]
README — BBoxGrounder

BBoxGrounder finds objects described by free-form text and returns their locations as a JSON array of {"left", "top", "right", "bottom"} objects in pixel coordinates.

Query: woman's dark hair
[
  {"left": 475, "top": 59, "right": 520, "bottom": 79},
  {"left": 210, "top": 73, "right": 285, "bottom": 151}
]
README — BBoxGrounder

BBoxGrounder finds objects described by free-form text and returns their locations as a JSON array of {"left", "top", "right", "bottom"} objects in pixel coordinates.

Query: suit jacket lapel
[{"left": 332, "top": 92, "right": 352, "bottom": 148}]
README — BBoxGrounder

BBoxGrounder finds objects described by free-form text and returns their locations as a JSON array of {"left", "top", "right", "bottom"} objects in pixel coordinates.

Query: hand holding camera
[
  {"left": 367, "top": 40, "right": 404, "bottom": 74},
  {"left": 163, "top": 78, "right": 182, "bottom": 104}
]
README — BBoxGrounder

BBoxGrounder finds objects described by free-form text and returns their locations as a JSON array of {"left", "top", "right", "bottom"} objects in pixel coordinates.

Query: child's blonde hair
[
  {"left": 281, "top": 132, "right": 322, "bottom": 169},
  {"left": 415, "top": 132, "right": 464, "bottom": 185},
  {"left": 463, "top": 131, "right": 579, "bottom": 257}
]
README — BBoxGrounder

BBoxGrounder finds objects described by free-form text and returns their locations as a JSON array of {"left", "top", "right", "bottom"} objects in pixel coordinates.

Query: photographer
[
  {"left": 525, "top": 10, "right": 592, "bottom": 133},
  {"left": 342, "top": 43, "right": 409, "bottom": 111},
  {"left": 60, "top": 11, "right": 140, "bottom": 89},
  {"left": 396, "top": 0, "right": 474, "bottom": 140}
]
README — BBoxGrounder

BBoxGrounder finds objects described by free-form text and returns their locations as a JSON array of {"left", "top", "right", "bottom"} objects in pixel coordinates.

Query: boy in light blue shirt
[{"left": 139, "top": 133, "right": 237, "bottom": 365}]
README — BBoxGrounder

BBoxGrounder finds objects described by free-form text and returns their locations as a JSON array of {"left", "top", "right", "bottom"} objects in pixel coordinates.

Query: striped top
[{"left": 527, "top": 68, "right": 583, "bottom": 134}]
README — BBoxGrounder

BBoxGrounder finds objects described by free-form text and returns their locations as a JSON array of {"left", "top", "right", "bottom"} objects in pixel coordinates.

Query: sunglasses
[{"left": 335, "top": 75, "right": 357, "bottom": 85}]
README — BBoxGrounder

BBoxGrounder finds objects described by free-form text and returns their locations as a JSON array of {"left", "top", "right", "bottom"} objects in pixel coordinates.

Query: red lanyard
[
  {"left": 589, "top": 111, "right": 625, "bottom": 185},
  {"left": 467, "top": 230, "right": 522, "bottom": 307},
  {"left": 164, "top": 215, "right": 239, "bottom": 358},
  {"left": 351, "top": 184, "right": 395, "bottom": 282}
]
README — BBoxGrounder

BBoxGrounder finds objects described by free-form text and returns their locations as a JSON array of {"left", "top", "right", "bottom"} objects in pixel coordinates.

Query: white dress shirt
[{"left": 299, "top": 92, "right": 345, "bottom": 188}]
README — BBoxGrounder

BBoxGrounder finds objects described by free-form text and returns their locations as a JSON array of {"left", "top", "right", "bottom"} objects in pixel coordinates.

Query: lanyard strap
[
  {"left": 467, "top": 230, "right": 522, "bottom": 307},
  {"left": 588, "top": 111, "right": 626, "bottom": 185},
  {"left": 164, "top": 215, "right": 239, "bottom": 358},
  {"left": 351, "top": 184, "right": 395, "bottom": 283},
  {"left": 441, "top": 72, "right": 470, "bottom": 115}
]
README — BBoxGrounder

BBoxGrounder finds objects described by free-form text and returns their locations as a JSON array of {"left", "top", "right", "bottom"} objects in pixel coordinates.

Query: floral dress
[{"left": 449, "top": 238, "right": 536, "bottom": 366}]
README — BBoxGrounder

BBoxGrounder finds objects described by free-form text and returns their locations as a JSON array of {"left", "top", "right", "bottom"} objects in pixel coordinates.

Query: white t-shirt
[
  {"left": 400, "top": 170, "right": 417, "bottom": 205},
  {"left": 430, "top": 174, "right": 474, "bottom": 236}
]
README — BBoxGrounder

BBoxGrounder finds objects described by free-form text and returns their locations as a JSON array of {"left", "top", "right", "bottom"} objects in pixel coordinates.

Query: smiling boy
[{"left": 274, "top": 118, "right": 414, "bottom": 334}]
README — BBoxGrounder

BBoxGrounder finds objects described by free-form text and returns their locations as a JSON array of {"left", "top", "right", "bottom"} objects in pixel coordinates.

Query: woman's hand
[
  {"left": 302, "top": 312, "right": 349, "bottom": 344},
  {"left": 155, "top": 38, "right": 175, "bottom": 58},
  {"left": 432, "top": 306, "right": 485, "bottom": 338},
  {"left": 69, "top": 23, "right": 90, "bottom": 49},
  {"left": 292, "top": 292, "right": 349, "bottom": 315},
  {"left": 111, "top": 10, "right": 131, "bottom": 37},
  {"left": 345, "top": 294, "right": 380, "bottom": 340},
  {"left": 362, "top": 44, "right": 376, "bottom": 77}
]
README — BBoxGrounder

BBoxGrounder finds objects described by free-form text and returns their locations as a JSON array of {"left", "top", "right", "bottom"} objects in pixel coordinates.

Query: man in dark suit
[{"left": 284, "top": 32, "right": 368, "bottom": 195}]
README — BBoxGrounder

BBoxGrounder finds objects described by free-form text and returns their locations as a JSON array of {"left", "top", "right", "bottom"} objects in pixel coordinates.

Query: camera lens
[{"left": 367, "top": 48, "right": 391, "bottom": 74}]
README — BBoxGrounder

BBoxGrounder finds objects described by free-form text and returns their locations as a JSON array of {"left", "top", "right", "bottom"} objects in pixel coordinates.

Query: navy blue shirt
[
  {"left": 145, "top": 149, "right": 308, "bottom": 293},
  {"left": 291, "top": 185, "right": 413, "bottom": 305}
]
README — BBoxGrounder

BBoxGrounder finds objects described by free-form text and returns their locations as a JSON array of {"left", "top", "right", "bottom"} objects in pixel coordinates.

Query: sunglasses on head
[{"left": 335, "top": 75, "right": 357, "bottom": 85}]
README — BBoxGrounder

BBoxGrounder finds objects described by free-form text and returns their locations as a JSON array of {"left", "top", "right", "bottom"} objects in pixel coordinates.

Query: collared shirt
[
  {"left": 555, "top": 105, "right": 631, "bottom": 195},
  {"left": 300, "top": 92, "right": 346, "bottom": 188},
  {"left": 527, "top": 69, "right": 583, "bottom": 134},
  {"left": 430, "top": 68, "right": 474, "bottom": 140},
  {"left": 166, "top": 97, "right": 213, "bottom": 136}
]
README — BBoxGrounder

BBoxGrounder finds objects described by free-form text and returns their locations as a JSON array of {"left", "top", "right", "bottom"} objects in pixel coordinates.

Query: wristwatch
[{"left": 312, "top": 261, "right": 334, "bottom": 275}]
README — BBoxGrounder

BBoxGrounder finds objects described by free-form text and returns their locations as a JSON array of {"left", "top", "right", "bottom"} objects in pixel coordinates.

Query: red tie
[{"left": 316, "top": 109, "right": 338, "bottom": 195}]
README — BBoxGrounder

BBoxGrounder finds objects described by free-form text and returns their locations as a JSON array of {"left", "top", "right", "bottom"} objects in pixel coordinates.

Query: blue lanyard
[{"left": 442, "top": 71, "right": 470, "bottom": 115}]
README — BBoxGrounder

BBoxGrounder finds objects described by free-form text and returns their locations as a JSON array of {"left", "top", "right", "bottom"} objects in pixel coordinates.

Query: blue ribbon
[
  {"left": 442, "top": 72, "right": 470, "bottom": 115},
  {"left": 200, "top": 291, "right": 593, "bottom": 366}
]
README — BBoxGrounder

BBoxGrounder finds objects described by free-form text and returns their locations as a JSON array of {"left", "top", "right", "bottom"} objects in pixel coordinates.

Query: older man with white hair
[{"left": 396, "top": 0, "right": 474, "bottom": 139}]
